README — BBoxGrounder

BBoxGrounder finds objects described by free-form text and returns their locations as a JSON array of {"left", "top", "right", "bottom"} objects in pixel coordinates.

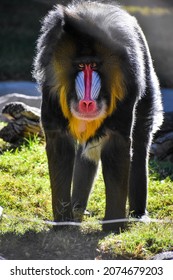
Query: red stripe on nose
[{"left": 83, "top": 64, "right": 93, "bottom": 100}]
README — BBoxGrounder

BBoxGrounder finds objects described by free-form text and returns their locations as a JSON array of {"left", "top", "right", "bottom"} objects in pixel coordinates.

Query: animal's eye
[
  {"left": 78, "top": 63, "right": 85, "bottom": 70},
  {"left": 90, "top": 62, "right": 97, "bottom": 70}
]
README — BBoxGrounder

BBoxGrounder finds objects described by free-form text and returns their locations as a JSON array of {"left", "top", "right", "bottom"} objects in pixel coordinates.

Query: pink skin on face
[{"left": 78, "top": 64, "right": 97, "bottom": 113}]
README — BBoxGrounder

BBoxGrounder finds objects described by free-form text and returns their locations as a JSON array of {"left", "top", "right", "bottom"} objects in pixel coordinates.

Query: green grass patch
[
  {"left": 0, "top": 139, "right": 173, "bottom": 259},
  {"left": 98, "top": 223, "right": 173, "bottom": 259},
  {"left": 0, "top": 138, "right": 52, "bottom": 234}
]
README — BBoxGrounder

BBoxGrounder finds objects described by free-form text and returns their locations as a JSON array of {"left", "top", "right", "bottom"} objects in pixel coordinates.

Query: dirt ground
[{"left": 0, "top": 228, "right": 128, "bottom": 260}]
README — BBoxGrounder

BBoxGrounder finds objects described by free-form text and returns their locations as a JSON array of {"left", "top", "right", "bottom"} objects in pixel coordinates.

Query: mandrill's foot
[
  {"left": 72, "top": 205, "right": 84, "bottom": 222},
  {"left": 72, "top": 204, "right": 91, "bottom": 222},
  {"left": 129, "top": 211, "right": 151, "bottom": 223},
  {"left": 52, "top": 217, "right": 74, "bottom": 231},
  {"left": 102, "top": 219, "right": 126, "bottom": 233},
  {"left": 52, "top": 209, "right": 74, "bottom": 231}
]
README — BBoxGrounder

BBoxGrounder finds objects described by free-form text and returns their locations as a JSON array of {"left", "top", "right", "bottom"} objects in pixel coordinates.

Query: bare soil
[{"left": 0, "top": 228, "right": 127, "bottom": 260}]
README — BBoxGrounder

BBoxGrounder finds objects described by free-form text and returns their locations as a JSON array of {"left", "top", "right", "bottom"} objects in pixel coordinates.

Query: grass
[
  {"left": 0, "top": 137, "right": 173, "bottom": 259},
  {"left": 0, "top": 137, "right": 51, "bottom": 233}
]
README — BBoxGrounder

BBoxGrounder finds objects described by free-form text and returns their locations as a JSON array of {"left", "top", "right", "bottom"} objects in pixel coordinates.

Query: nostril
[
  {"left": 88, "top": 101, "right": 93, "bottom": 108},
  {"left": 83, "top": 101, "right": 92, "bottom": 108},
  {"left": 79, "top": 100, "right": 96, "bottom": 113},
  {"left": 83, "top": 101, "right": 88, "bottom": 108}
]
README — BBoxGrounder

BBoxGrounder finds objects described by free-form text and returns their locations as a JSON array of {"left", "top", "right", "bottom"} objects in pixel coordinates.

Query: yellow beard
[
  {"left": 69, "top": 116, "right": 106, "bottom": 143},
  {"left": 59, "top": 86, "right": 104, "bottom": 142}
]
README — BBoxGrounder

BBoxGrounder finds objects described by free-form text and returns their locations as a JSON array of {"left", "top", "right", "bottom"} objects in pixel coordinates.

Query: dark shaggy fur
[{"left": 33, "top": 0, "right": 163, "bottom": 231}]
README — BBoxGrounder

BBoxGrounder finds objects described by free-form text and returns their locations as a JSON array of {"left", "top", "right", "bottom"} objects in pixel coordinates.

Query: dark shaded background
[{"left": 0, "top": 0, "right": 173, "bottom": 87}]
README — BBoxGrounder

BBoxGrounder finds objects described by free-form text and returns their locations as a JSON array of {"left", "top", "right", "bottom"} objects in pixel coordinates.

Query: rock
[
  {"left": 0, "top": 102, "right": 43, "bottom": 143},
  {"left": 151, "top": 112, "right": 173, "bottom": 162},
  {"left": 0, "top": 255, "right": 6, "bottom": 260},
  {"left": 151, "top": 251, "right": 173, "bottom": 260},
  {"left": 0, "top": 93, "right": 41, "bottom": 121},
  {"left": 2, "top": 102, "right": 40, "bottom": 121}
]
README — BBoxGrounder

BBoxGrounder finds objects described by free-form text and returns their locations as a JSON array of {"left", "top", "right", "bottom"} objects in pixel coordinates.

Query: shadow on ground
[{"left": 0, "top": 229, "right": 127, "bottom": 260}]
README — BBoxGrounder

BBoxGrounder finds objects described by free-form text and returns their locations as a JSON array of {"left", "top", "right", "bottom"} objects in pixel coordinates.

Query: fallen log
[{"left": 0, "top": 102, "right": 43, "bottom": 143}]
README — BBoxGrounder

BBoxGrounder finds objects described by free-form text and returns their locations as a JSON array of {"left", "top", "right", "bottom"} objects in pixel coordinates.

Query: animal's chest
[{"left": 81, "top": 136, "right": 108, "bottom": 163}]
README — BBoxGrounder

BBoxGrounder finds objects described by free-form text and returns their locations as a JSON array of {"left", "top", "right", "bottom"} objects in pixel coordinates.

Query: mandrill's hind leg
[
  {"left": 72, "top": 145, "right": 98, "bottom": 221},
  {"left": 129, "top": 97, "right": 154, "bottom": 218}
]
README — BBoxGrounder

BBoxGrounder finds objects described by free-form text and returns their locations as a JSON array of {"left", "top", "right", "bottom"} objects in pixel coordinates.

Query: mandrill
[{"left": 33, "top": 0, "right": 163, "bottom": 231}]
